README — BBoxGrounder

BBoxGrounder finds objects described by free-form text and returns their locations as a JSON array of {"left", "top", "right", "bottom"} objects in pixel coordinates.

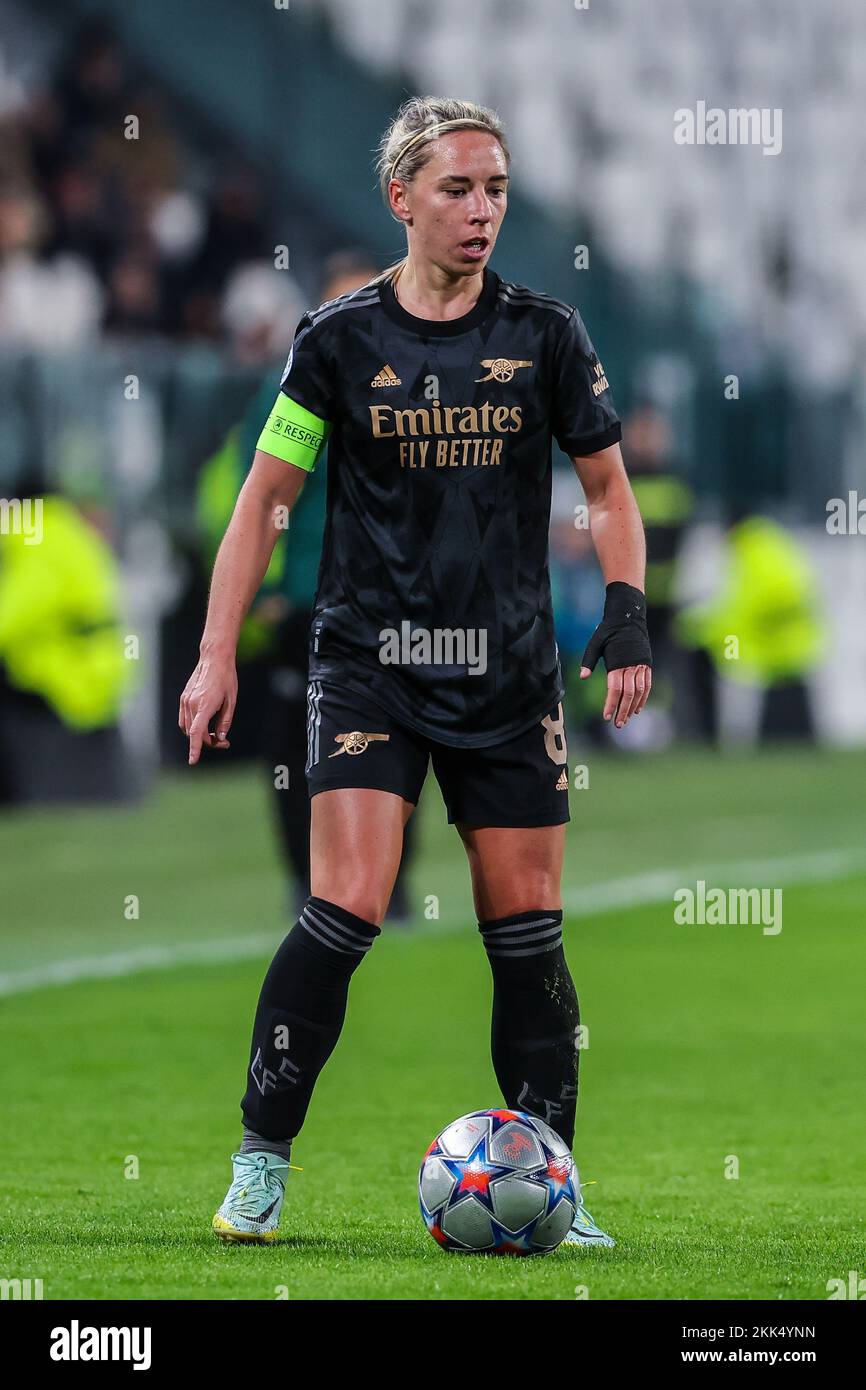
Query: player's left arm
[{"left": 570, "top": 440, "right": 652, "bottom": 728}]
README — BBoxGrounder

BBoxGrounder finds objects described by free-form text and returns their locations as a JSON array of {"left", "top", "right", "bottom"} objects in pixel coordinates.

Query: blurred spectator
[
  {"left": 102, "top": 249, "right": 163, "bottom": 335},
  {"left": 675, "top": 514, "right": 824, "bottom": 743},
  {"left": 623, "top": 403, "right": 694, "bottom": 667},
  {"left": 188, "top": 165, "right": 270, "bottom": 296},
  {"left": 53, "top": 20, "right": 128, "bottom": 135},
  {"left": 221, "top": 262, "right": 304, "bottom": 366},
  {"left": 317, "top": 247, "right": 386, "bottom": 301},
  {"left": 0, "top": 184, "right": 103, "bottom": 347},
  {"left": 621, "top": 402, "right": 694, "bottom": 745},
  {"left": 0, "top": 20, "right": 282, "bottom": 348},
  {"left": 0, "top": 475, "right": 133, "bottom": 803},
  {"left": 44, "top": 159, "right": 118, "bottom": 279},
  {"left": 549, "top": 467, "right": 608, "bottom": 745}
]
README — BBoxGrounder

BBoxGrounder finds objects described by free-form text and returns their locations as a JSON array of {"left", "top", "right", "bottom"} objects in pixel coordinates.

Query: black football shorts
[{"left": 304, "top": 678, "right": 570, "bottom": 828}]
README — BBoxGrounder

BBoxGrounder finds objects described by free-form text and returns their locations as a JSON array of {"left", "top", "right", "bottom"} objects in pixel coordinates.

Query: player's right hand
[{"left": 178, "top": 654, "right": 238, "bottom": 765}]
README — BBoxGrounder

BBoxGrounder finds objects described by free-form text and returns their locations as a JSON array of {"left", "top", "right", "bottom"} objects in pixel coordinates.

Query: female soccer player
[{"left": 180, "top": 96, "right": 652, "bottom": 1249}]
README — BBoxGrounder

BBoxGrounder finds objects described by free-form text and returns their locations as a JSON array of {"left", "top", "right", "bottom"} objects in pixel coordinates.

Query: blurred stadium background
[{"left": 1, "top": 0, "right": 865, "bottom": 1300}]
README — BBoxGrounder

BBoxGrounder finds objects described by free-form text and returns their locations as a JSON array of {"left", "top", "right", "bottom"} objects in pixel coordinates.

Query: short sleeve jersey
[{"left": 260, "top": 266, "right": 621, "bottom": 748}]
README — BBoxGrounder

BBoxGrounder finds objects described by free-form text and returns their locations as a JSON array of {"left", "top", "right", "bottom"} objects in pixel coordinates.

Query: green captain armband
[{"left": 256, "top": 393, "right": 332, "bottom": 472}]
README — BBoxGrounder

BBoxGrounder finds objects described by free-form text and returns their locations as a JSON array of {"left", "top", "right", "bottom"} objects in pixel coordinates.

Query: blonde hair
[{"left": 372, "top": 95, "right": 510, "bottom": 285}]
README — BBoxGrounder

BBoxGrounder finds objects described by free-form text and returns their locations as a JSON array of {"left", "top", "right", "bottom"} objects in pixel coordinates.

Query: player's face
[{"left": 395, "top": 131, "right": 509, "bottom": 276}]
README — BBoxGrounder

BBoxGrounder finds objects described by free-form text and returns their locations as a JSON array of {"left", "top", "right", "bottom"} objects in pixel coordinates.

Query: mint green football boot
[
  {"left": 212, "top": 1151, "right": 292, "bottom": 1244},
  {"left": 563, "top": 1174, "right": 616, "bottom": 1248}
]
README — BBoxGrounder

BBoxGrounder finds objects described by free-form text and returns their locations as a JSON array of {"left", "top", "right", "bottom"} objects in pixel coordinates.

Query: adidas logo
[
  {"left": 371, "top": 363, "right": 402, "bottom": 388},
  {"left": 555, "top": 769, "right": 569, "bottom": 791}
]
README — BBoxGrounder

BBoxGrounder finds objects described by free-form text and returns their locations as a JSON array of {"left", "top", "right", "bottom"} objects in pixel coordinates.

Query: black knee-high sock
[
  {"left": 479, "top": 909, "right": 580, "bottom": 1149},
  {"left": 241, "top": 896, "right": 380, "bottom": 1144}
]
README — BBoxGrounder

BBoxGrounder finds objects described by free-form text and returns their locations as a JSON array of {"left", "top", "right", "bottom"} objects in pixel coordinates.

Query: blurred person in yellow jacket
[
  {"left": 623, "top": 404, "right": 694, "bottom": 745},
  {"left": 0, "top": 478, "right": 132, "bottom": 802},
  {"left": 675, "top": 512, "right": 823, "bottom": 743},
  {"left": 624, "top": 406, "right": 693, "bottom": 636}
]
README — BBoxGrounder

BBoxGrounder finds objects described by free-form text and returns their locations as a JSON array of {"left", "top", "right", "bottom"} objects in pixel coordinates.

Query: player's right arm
[
  {"left": 181, "top": 309, "right": 336, "bottom": 765},
  {"left": 179, "top": 448, "right": 308, "bottom": 765}
]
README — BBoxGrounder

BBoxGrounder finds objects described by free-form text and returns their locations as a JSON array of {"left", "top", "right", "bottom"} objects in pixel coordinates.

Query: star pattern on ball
[
  {"left": 423, "top": 1214, "right": 450, "bottom": 1247},
  {"left": 487, "top": 1217, "right": 538, "bottom": 1256},
  {"left": 437, "top": 1135, "right": 513, "bottom": 1216},
  {"left": 537, "top": 1154, "right": 575, "bottom": 1207}
]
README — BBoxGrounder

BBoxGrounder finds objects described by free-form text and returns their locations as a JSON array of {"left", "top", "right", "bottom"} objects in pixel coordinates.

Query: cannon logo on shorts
[{"left": 328, "top": 731, "right": 391, "bottom": 757}]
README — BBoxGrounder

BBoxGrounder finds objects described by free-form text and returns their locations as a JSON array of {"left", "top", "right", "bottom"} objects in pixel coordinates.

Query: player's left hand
[
  {"left": 580, "top": 662, "right": 652, "bottom": 728},
  {"left": 579, "top": 581, "right": 653, "bottom": 728}
]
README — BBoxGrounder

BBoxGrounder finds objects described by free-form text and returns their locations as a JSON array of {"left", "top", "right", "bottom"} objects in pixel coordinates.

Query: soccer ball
[{"left": 419, "top": 1108, "right": 577, "bottom": 1255}]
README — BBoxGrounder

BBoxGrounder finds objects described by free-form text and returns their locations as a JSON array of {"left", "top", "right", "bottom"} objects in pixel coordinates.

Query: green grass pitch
[{"left": 2, "top": 746, "right": 864, "bottom": 1299}]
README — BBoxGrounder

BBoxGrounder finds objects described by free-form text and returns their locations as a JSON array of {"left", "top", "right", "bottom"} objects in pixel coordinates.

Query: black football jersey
[{"left": 274, "top": 265, "right": 621, "bottom": 748}]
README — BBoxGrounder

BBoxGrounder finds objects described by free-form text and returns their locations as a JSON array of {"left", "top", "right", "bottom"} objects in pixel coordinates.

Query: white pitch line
[
  {"left": 562, "top": 846, "right": 866, "bottom": 915},
  {"left": 1, "top": 846, "right": 864, "bottom": 1000},
  {"left": 0, "top": 933, "right": 279, "bottom": 999}
]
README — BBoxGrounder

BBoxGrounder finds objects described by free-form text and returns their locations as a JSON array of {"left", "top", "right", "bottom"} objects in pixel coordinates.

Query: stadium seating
[{"left": 297, "top": 0, "right": 866, "bottom": 385}]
